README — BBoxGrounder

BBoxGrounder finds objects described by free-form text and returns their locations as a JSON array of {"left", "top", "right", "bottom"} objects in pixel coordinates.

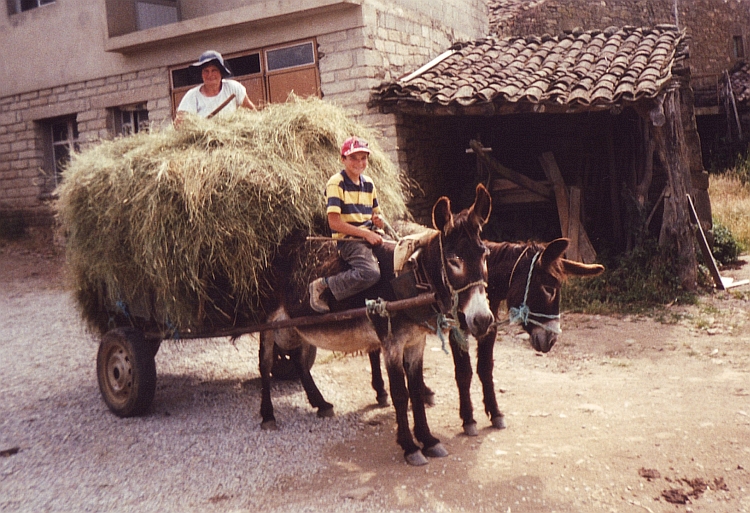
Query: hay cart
[
  {"left": 96, "top": 292, "right": 437, "bottom": 417},
  {"left": 55, "top": 98, "right": 416, "bottom": 418}
]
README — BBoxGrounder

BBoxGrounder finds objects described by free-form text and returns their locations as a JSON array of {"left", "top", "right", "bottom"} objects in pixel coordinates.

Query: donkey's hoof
[
  {"left": 261, "top": 420, "right": 278, "bottom": 431},
  {"left": 376, "top": 394, "right": 389, "bottom": 408},
  {"left": 463, "top": 422, "right": 479, "bottom": 437},
  {"left": 424, "top": 392, "right": 435, "bottom": 407},
  {"left": 423, "top": 442, "right": 449, "bottom": 458},
  {"left": 491, "top": 415, "right": 507, "bottom": 430},
  {"left": 405, "top": 450, "right": 429, "bottom": 466},
  {"left": 317, "top": 406, "right": 335, "bottom": 418}
]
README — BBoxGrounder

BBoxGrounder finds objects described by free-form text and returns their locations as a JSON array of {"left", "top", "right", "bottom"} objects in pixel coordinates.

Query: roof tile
[{"left": 372, "top": 26, "right": 686, "bottom": 110}]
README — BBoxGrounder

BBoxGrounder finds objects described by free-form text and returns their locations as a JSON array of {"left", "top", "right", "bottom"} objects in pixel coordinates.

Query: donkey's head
[
  {"left": 507, "top": 239, "right": 604, "bottom": 353},
  {"left": 431, "top": 184, "right": 494, "bottom": 337}
]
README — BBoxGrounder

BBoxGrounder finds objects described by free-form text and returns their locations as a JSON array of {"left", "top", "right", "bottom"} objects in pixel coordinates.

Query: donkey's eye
[{"left": 447, "top": 256, "right": 463, "bottom": 271}]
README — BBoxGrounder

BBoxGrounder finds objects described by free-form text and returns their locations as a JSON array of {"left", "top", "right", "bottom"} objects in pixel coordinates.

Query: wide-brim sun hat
[{"left": 190, "top": 50, "right": 232, "bottom": 78}]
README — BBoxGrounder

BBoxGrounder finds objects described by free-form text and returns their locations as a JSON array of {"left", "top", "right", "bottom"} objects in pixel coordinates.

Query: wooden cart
[{"left": 96, "top": 293, "right": 437, "bottom": 417}]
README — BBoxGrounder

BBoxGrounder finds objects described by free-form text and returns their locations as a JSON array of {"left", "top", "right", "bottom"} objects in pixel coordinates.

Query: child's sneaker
[{"left": 309, "top": 277, "right": 330, "bottom": 313}]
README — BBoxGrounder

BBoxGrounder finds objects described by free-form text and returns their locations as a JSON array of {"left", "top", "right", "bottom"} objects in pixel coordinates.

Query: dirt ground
[{"left": 1, "top": 228, "right": 749, "bottom": 512}]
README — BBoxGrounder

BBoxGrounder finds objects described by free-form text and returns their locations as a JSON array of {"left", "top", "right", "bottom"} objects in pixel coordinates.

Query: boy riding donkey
[{"left": 309, "top": 136, "right": 386, "bottom": 313}]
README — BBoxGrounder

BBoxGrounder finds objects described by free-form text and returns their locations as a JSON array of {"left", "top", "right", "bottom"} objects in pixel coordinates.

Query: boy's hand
[
  {"left": 371, "top": 213, "right": 385, "bottom": 230},
  {"left": 363, "top": 230, "right": 383, "bottom": 247}
]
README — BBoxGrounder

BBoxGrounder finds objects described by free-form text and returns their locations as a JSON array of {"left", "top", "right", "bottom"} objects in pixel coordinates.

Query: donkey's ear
[
  {"left": 468, "top": 184, "right": 492, "bottom": 228},
  {"left": 432, "top": 196, "right": 453, "bottom": 233},
  {"left": 540, "top": 238, "right": 569, "bottom": 267},
  {"left": 562, "top": 259, "right": 605, "bottom": 277}
]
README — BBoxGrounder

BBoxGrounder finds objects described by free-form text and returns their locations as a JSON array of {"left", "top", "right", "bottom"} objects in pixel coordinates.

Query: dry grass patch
[{"left": 709, "top": 172, "right": 750, "bottom": 250}]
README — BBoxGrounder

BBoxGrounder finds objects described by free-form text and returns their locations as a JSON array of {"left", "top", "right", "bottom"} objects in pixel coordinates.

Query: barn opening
[{"left": 398, "top": 107, "right": 664, "bottom": 258}]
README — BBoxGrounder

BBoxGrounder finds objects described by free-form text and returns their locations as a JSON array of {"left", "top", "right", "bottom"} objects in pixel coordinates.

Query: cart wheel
[
  {"left": 97, "top": 327, "right": 157, "bottom": 417},
  {"left": 271, "top": 344, "right": 317, "bottom": 381},
  {"left": 148, "top": 339, "right": 162, "bottom": 358}
]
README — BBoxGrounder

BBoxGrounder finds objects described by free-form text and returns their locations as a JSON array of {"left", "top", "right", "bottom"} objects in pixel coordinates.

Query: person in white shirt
[{"left": 175, "top": 50, "right": 256, "bottom": 124}]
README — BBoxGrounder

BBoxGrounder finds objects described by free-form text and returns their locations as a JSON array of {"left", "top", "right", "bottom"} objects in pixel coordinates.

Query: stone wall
[
  {"left": 495, "top": 0, "right": 750, "bottom": 80},
  {"left": 318, "top": 0, "right": 487, "bottom": 186},
  {"left": 0, "top": 69, "right": 171, "bottom": 225}
]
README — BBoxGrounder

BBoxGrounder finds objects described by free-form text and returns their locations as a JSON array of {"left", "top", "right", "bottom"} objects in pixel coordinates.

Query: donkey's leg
[
  {"left": 382, "top": 342, "right": 425, "bottom": 465},
  {"left": 368, "top": 350, "right": 389, "bottom": 407},
  {"left": 404, "top": 343, "right": 447, "bottom": 459},
  {"left": 476, "top": 326, "right": 506, "bottom": 429},
  {"left": 449, "top": 329, "right": 478, "bottom": 436},
  {"left": 294, "top": 343, "right": 334, "bottom": 418},
  {"left": 259, "top": 331, "right": 278, "bottom": 430},
  {"left": 374, "top": 348, "right": 432, "bottom": 407}
]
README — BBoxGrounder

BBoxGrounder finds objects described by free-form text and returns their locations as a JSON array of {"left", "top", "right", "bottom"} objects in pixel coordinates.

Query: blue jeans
[{"left": 327, "top": 240, "right": 381, "bottom": 301}]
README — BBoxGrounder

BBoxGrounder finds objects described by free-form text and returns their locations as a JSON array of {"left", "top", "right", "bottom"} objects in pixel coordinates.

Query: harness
[
  {"left": 370, "top": 231, "right": 487, "bottom": 354},
  {"left": 506, "top": 248, "right": 562, "bottom": 334}
]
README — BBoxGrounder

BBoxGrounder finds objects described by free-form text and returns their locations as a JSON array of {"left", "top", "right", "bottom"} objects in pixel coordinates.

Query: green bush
[
  {"left": 562, "top": 238, "right": 696, "bottom": 314},
  {"left": 711, "top": 220, "right": 743, "bottom": 265},
  {"left": 734, "top": 149, "right": 750, "bottom": 185}
]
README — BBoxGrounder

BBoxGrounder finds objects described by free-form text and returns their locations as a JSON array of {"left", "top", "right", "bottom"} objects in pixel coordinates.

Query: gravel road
[
  {"left": 0, "top": 246, "right": 383, "bottom": 512},
  {"left": 2, "top": 239, "right": 750, "bottom": 513}
]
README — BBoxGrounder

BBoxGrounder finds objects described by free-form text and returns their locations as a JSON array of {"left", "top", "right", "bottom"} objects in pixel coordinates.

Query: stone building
[{"left": 0, "top": 0, "right": 486, "bottom": 226}]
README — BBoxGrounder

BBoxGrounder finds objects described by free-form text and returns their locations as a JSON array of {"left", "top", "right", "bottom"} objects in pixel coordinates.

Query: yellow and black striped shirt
[{"left": 325, "top": 171, "right": 381, "bottom": 239}]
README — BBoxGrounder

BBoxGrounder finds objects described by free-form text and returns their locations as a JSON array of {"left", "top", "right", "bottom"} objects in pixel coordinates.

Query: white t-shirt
[{"left": 177, "top": 79, "right": 248, "bottom": 118}]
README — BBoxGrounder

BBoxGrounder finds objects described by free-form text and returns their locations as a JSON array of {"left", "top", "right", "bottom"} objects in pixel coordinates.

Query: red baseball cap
[{"left": 340, "top": 136, "right": 371, "bottom": 157}]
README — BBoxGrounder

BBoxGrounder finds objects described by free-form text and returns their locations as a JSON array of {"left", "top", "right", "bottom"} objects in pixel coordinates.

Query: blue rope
[
  {"left": 508, "top": 251, "right": 562, "bottom": 334},
  {"left": 423, "top": 313, "right": 456, "bottom": 354},
  {"left": 366, "top": 298, "right": 392, "bottom": 337},
  {"left": 166, "top": 319, "right": 181, "bottom": 340}
]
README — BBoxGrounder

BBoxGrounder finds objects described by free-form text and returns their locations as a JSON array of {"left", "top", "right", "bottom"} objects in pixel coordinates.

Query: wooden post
[
  {"left": 538, "top": 152, "right": 569, "bottom": 238},
  {"left": 539, "top": 152, "right": 597, "bottom": 263},
  {"left": 652, "top": 90, "right": 697, "bottom": 291}
]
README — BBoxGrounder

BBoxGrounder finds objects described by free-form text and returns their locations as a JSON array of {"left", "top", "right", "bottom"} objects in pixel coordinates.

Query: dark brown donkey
[
  {"left": 259, "top": 184, "right": 495, "bottom": 465},
  {"left": 369, "top": 238, "right": 605, "bottom": 436}
]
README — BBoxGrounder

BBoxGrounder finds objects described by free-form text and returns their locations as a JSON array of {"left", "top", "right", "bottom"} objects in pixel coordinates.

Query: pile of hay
[{"left": 57, "top": 97, "right": 411, "bottom": 335}]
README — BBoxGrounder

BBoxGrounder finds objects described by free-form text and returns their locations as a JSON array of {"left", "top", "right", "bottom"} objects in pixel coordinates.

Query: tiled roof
[
  {"left": 729, "top": 61, "right": 750, "bottom": 104},
  {"left": 371, "top": 26, "right": 687, "bottom": 113}
]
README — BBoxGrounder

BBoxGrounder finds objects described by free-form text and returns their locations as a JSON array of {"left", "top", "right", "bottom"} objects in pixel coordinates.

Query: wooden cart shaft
[{"left": 144, "top": 292, "right": 437, "bottom": 341}]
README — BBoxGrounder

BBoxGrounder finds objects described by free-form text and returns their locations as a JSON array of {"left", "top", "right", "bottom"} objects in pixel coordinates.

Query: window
[
  {"left": 40, "top": 117, "right": 78, "bottom": 191},
  {"left": 171, "top": 53, "right": 261, "bottom": 89},
  {"left": 733, "top": 35, "right": 745, "bottom": 59},
  {"left": 266, "top": 42, "right": 315, "bottom": 72},
  {"left": 135, "top": 0, "right": 178, "bottom": 30},
  {"left": 8, "top": 0, "right": 54, "bottom": 14},
  {"left": 114, "top": 104, "right": 149, "bottom": 136},
  {"left": 169, "top": 40, "right": 320, "bottom": 117}
]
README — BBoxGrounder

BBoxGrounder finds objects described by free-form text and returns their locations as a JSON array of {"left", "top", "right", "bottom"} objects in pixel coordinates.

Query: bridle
[
  {"left": 507, "top": 247, "right": 562, "bottom": 334},
  {"left": 426, "top": 231, "right": 488, "bottom": 352},
  {"left": 438, "top": 231, "right": 488, "bottom": 320}
]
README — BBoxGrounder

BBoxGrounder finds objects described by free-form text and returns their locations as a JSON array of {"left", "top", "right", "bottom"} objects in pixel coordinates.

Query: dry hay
[{"left": 56, "top": 97, "right": 411, "bottom": 335}]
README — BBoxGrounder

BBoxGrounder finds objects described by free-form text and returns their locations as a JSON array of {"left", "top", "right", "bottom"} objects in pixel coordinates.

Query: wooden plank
[
  {"left": 566, "top": 186, "right": 581, "bottom": 261},
  {"left": 469, "top": 140, "right": 553, "bottom": 200},
  {"left": 491, "top": 179, "right": 549, "bottom": 204},
  {"left": 569, "top": 186, "right": 597, "bottom": 264},
  {"left": 538, "top": 152, "right": 569, "bottom": 238},
  {"left": 686, "top": 194, "right": 724, "bottom": 289},
  {"left": 577, "top": 227, "right": 597, "bottom": 264}
]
